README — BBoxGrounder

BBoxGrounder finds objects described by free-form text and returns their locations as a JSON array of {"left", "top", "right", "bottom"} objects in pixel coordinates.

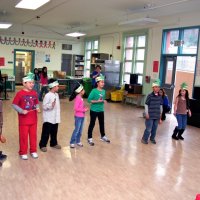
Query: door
[
  {"left": 161, "top": 56, "right": 177, "bottom": 108},
  {"left": 14, "top": 50, "right": 35, "bottom": 84},
  {"left": 61, "top": 54, "right": 72, "bottom": 76}
]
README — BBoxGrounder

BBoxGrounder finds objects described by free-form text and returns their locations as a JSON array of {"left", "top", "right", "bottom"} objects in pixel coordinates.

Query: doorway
[
  {"left": 14, "top": 50, "right": 35, "bottom": 85},
  {"left": 161, "top": 55, "right": 196, "bottom": 107}
]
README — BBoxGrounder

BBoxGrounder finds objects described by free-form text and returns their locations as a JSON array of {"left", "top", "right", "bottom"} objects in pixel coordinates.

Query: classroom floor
[{"left": 0, "top": 91, "right": 200, "bottom": 200}]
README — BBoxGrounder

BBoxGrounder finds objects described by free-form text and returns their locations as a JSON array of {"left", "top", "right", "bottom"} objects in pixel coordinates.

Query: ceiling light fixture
[
  {"left": 118, "top": 17, "right": 159, "bottom": 26},
  {"left": 66, "top": 32, "right": 86, "bottom": 37},
  {"left": 15, "top": 0, "right": 51, "bottom": 10},
  {"left": 0, "top": 22, "right": 12, "bottom": 29}
]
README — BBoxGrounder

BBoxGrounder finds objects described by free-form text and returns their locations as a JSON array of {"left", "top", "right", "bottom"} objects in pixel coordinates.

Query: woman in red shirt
[{"left": 39, "top": 66, "right": 48, "bottom": 101}]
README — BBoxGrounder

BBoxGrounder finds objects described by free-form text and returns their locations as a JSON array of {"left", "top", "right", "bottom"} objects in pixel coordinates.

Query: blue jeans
[
  {"left": 33, "top": 82, "right": 40, "bottom": 99},
  {"left": 176, "top": 114, "right": 187, "bottom": 129},
  {"left": 142, "top": 119, "right": 159, "bottom": 142},
  {"left": 70, "top": 117, "right": 84, "bottom": 144}
]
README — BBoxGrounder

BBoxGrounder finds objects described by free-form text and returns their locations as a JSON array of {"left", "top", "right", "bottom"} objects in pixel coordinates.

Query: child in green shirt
[{"left": 87, "top": 76, "right": 110, "bottom": 146}]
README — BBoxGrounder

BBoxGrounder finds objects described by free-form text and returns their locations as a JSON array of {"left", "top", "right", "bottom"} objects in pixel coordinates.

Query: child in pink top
[
  {"left": 39, "top": 66, "right": 48, "bottom": 101},
  {"left": 69, "top": 84, "right": 88, "bottom": 148}
]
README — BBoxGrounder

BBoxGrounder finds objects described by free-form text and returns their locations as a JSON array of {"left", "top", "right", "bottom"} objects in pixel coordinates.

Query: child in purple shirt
[{"left": 69, "top": 84, "right": 88, "bottom": 148}]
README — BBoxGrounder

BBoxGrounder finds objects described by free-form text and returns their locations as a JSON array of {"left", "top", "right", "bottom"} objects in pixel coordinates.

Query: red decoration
[
  {"left": 153, "top": 61, "right": 159, "bottom": 73},
  {"left": 0, "top": 57, "right": 5, "bottom": 67}
]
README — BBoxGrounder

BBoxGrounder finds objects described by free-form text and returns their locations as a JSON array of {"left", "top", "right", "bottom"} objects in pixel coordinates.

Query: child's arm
[
  {"left": 12, "top": 104, "right": 28, "bottom": 115},
  {"left": 43, "top": 95, "right": 55, "bottom": 110},
  {"left": 173, "top": 97, "right": 178, "bottom": 115}
]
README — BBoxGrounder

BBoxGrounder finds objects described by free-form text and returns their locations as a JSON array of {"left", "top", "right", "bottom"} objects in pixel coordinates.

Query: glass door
[{"left": 161, "top": 56, "right": 177, "bottom": 108}]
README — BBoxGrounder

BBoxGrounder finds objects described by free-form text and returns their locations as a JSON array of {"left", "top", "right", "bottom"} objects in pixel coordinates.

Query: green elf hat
[
  {"left": 22, "top": 72, "right": 34, "bottom": 82},
  {"left": 152, "top": 79, "right": 161, "bottom": 87},
  {"left": 180, "top": 82, "right": 188, "bottom": 90},
  {"left": 96, "top": 75, "right": 105, "bottom": 82}
]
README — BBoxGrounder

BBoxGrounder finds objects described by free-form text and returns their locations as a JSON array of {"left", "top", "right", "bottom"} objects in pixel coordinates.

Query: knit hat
[
  {"left": 180, "top": 82, "right": 188, "bottom": 90},
  {"left": 96, "top": 75, "right": 104, "bottom": 82},
  {"left": 22, "top": 72, "right": 34, "bottom": 82},
  {"left": 75, "top": 84, "right": 83, "bottom": 93},
  {"left": 49, "top": 80, "right": 59, "bottom": 89},
  {"left": 152, "top": 79, "right": 161, "bottom": 87}
]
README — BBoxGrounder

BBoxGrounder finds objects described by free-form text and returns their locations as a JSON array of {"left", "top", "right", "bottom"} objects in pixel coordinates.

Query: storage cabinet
[
  {"left": 73, "top": 55, "right": 84, "bottom": 77},
  {"left": 90, "top": 53, "right": 109, "bottom": 75}
]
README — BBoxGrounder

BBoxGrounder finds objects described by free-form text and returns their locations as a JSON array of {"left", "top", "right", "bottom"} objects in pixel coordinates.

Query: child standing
[
  {"left": 87, "top": 76, "right": 110, "bottom": 146},
  {"left": 39, "top": 79, "right": 61, "bottom": 152},
  {"left": 33, "top": 68, "right": 40, "bottom": 98},
  {"left": 141, "top": 79, "right": 163, "bottom": 144},
  {"left": 0, "top": 100, "right": 7, "bottom": 167},
  {"left": 12, "top": 72, "right": 40, "bottom": 160},
  {"left": 69, "top": 84, "right": 88, "bottom": 148},
  {"left": 159, "top": 88, "right": 171, "bottom": 121},
  {"left": 39, "top": 66, "right": 48, "bottom": 101},
  {"left": 172, "top": 82, "right": 191, "bottom": 140}
]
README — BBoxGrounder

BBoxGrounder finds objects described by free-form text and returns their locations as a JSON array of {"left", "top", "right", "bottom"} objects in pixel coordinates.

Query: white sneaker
[
  {"left": 20, "top": 154, "right": 28, "bottom": 160},
  {"left": 70, "top": 144, "right": 75, "bottom": 148},
  {"left": 77, "top": 143, "right": 83, "bottom": 147},
  {"left": 31, "top": 152, "right": 38, "bottom": 159},
  {"left": 100, "top": 136, "right": 110, "bottom": 143}
]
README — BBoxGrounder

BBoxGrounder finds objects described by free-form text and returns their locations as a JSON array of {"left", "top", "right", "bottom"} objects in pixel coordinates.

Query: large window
[
  {"left": 163, "top": 28, "right": 199, "bottom": 54},
  {"left": 122, "top": 34, "right": 147, "bottom": 84},
  {"left": 84, "top": 39, "right": 99, "bottom": 77}
]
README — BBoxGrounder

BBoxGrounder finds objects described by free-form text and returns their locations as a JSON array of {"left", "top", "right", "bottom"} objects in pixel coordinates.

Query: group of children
[
  {"left": 0, "top": 70, "right": 191, "bottom": 164},
  {"left": 141, "top": 80, "right": 191, "bottom": 145}
]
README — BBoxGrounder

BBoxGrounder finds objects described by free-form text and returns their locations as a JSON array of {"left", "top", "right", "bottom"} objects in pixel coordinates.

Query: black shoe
[
  {"left": 178, "top": 135, "right": 184, "bottom": 140},
  {"left": 0, "top": 153, "right": 7, "bottom": 160},
  {"left": 172, "top": 135, "right": 179, "bottom": 140}
]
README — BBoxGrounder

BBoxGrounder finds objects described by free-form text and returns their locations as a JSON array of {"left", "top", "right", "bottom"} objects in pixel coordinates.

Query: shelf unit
[
  {"left": 90, "top": 53, "right": 109, "bottom": 74},
  {"left": 73, "top": 55, "right": 84, "bottom": 77}
]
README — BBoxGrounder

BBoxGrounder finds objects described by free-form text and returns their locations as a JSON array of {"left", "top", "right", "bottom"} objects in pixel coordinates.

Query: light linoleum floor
[{"left": 0, "top": 91, "right": 200, "bottom": 200}]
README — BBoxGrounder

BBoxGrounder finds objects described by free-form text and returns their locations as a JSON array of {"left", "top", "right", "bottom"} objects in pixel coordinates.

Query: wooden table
[{"left": 124, "top": 93, "right": 145, "bottom": 107}]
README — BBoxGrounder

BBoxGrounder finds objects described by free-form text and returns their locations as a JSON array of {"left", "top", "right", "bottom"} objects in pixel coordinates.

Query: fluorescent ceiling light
[
  {"left": 66, "top": 32, "right": 86, "bottom": 37},
  {"left": 0, "top": 23, "right": 12, "bottom": 29},
  {"left": 15, "top": 0, "right": 50, "bottom": 10},
  {"left": 118, "top": 17, "right": 159, "bottom": 26}
]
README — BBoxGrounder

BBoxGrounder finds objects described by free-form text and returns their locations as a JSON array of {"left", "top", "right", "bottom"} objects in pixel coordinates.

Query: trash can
[{"left": 83, "top": 78, "right": 92, "bottom": 98}]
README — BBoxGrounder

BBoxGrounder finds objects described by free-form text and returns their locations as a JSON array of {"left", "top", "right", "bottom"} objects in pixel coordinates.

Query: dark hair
[
  {"left": 177, "top": 89, "right": 190, "bottom": 109},
  {"left": 96, "top": 65, "right": 101, "bottom": 70},
  {"left": 33, "top": 68, "right": 39, "bottom": 81},
  {"left": 41, "top": 66, "right": 47, "bottom": 78},
  {"left": 69, "top": 84, "right": 81, "bottom": 101},
  {"left": 159, "top": 88, "right": 166, "bottom": 98},
  {"left": 48, "top": 78, "right": 57, "bottom": 85}
]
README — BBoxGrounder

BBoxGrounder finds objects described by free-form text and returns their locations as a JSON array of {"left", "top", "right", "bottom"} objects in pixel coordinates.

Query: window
[
  {"left": 163, "top": 28, "right": 199, "bottom": 55},
  {"left": 122, "top": 34, "right": 147, "bottom": 84},
  {"left": 84, "top": 39, "right": 99, "bottom": 77}
]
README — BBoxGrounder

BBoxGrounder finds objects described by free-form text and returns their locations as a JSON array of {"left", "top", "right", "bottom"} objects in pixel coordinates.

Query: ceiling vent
[{"left": 118, "top": 17, "right": 159, "bottom": 26}]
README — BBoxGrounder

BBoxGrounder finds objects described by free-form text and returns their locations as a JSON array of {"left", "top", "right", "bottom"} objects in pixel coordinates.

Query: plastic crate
[{"left": 111, "top": 91, "right": 124, "bottom": 102}]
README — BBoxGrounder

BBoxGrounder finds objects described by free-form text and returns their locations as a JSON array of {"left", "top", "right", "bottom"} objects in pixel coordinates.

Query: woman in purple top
[{"left": 69, "top": 84, "right": 89, "bottom": 148}]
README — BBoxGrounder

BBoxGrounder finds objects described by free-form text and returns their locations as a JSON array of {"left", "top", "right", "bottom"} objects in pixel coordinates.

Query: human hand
[
  {"left": 52, "top": 98, "right": 56, "bottom": 108},
  {"left": 145, "top": 113, "right": 149, "bottom": 119},
  {"left": 159, "top": 119, "right": 162, "bottom": 124},
  {"left": 37, "top": 108, "right": 41, "bottom": 113},
  {"left": 23, "top": 110, "right": 28, "bottom": 115}
]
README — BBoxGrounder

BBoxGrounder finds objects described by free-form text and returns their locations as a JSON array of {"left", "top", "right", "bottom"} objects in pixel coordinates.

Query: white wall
[{"left": 0, "top": 35, "right": 84, "bottom": 76}]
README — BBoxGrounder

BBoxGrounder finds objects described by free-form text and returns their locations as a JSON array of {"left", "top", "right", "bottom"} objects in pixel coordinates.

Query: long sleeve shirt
[{"left": 74, "top": 95, "right": 87, "bottom": 117}]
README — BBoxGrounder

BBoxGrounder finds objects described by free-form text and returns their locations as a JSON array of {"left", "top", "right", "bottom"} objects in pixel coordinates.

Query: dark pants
[
  {"left": 39, "top": 122, "right": 58, "bottom": 148},
  {"left": 88, "top": 110, "right": 105, "bottom": 139},
  {"left": 161, "top": 105, "right": 171, "bottom": 120}
]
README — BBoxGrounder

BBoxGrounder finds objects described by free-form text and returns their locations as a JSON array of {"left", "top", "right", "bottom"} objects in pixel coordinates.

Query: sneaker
[
  {"left": 0, "top": 152, "right": 7, "bottom": 160},
  {"left": 40, "top": 147, "right": 47, "bottom": 152},
  {"left": 77, "top": 143, "right": 83, "bottom": 147},
  {"left": 141, "top": 139, "right": 148, "bottom": 144},
  {"left": 51, "top": 144, "right": 61, "bottom": 149},
  {"left": 150, "top": 139, "right": 156, "bottom": 144},
  {"left": 100, "top": 136, "right": 110, "bottom": 143},
  {"left": 31, "top": 152, "right": 38, "bottom": 159},
  {"left": 20, "top": 154, "right": 28, "bottom": 160},
  {"left": 70, "top": 144, "right": 75, "bottom": 148},
  {"left": 88, "top": 138, "right": 95, "bottom": 146}
]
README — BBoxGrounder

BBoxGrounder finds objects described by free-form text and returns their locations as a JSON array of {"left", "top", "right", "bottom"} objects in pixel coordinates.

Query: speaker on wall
[{"left": 130, "top": 74, "right": 138, "bottom": 84}]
